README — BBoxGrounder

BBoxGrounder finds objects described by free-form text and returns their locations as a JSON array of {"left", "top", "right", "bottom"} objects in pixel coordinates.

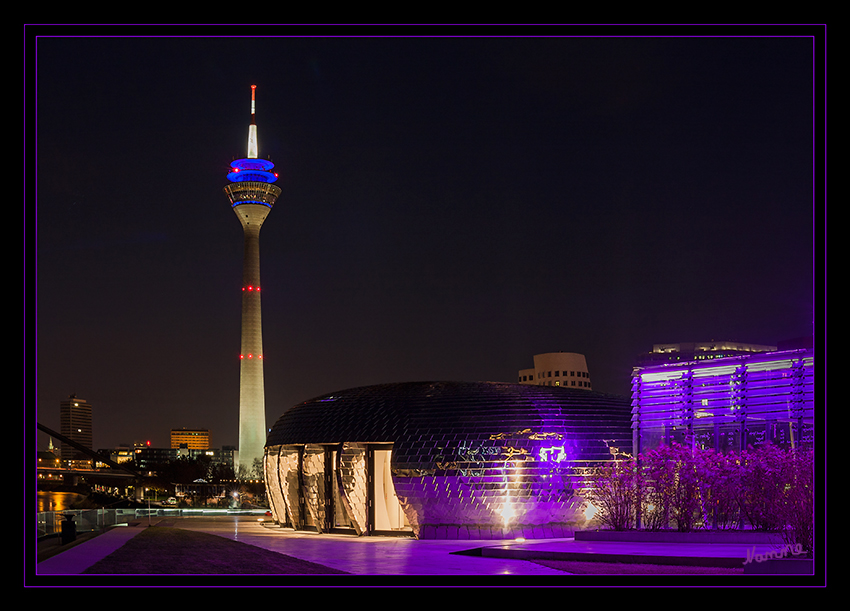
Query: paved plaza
[{"left": 34, "top": 514, "right": 804, "bottom": 579}]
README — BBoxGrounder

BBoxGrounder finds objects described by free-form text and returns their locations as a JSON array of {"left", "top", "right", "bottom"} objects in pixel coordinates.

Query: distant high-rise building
[
  {"left": 636, "top": 340, "right": 777, "bottom": 366},
  {"left": 170, "top": 428, "right": 211, "bottom": 450},
  {"left": 59, "top": 394, "right": 93, "bottom": 467},
  {"left": 518, "top": 352, "right": 593, "bottom": 389},
  {"left": 223, "top": 85, "right": 281, "bottom": 473}
]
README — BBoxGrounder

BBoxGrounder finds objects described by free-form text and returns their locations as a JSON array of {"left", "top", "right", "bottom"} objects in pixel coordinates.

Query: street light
[{"left": 145, "top": 487, "right": 155, "bottom": 526}]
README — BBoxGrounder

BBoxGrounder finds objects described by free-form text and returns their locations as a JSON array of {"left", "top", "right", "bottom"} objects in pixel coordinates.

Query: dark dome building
[{"left": 264, "top": 381, "right": 632, "bottom": 540}]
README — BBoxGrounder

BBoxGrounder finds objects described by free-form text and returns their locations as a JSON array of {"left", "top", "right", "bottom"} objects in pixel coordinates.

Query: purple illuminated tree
[
  {"left": 737, "top": 444, "right": 788, "bottom": 531},
  {"left": 776, "top": 448, "right": 814, "bottom": 557},
  {"left": 583, "top": 441, "right": 813, "bottom": 537},
  {"left": 640, "top": 442, "right": 702, "bottom": 532},
  {"left": 693, "top": 448, "right": 741, "bottom": 529},
  {"left": 584, "top": 459, "right": 641, "bottom": 531}
]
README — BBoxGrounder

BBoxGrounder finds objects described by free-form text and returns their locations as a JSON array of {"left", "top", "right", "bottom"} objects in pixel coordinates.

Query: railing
[
  {"left": 224, "top": 181, "right": 281, "bottom": 207},
  {"left": 36, "top": 508, "right": 269, "bottom": 538},
  {"left": 37, "top": 508, "right": 138, "bottom": 538}
]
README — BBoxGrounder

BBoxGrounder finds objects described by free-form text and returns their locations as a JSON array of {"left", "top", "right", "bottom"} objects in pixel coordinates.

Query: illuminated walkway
[
  {"left": 36, "top": 514, "right": 787, "bottom": 577},
  {"left": 168, "top": 515, "right": 567, "bottom": 576}
]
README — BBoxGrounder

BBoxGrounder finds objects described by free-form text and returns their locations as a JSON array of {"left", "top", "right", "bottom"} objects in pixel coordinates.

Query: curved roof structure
[
  {"left": 267, "top": 380, "right": 632, "bottom": 461},
  {"left": 265, "top": 381, "right": 633, "bottom": 539}
]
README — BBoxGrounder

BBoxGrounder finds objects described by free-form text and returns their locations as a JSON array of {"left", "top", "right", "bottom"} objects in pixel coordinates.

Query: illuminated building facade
[
  {"left": 102, "top": 445, "right": 135, "bottom": 465},
  {"left": 636, "top": 341, "right": 777, "bottom": 367},
  {"left": 518, "top": 352, "right": 592, "bottom": 389},
  {"left": 223, "top": 85, "right": 281, "bottom": 473},
  {"left": 59, "top": 394, "right": 93, "bottom": 468},
  {"left": 264, "top": 381, "right": 632, "bottom": 539},
  {"left": 170, "top": 428, "right": 211, "bottom": 450},
  {"left": 130, "top": 445, "right": 236, "bottom": 471},
  {"left": 631, "top": 341, "right": 815, "bottom": 454}
]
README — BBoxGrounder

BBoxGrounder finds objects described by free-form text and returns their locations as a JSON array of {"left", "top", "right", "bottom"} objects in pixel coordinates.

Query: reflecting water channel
[{"left": 37, "top": 491, "right": 86, "bottom": 513}]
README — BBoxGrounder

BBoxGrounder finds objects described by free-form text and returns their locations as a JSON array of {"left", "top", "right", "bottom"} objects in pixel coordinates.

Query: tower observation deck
[{"left": 224, "top": 85, "right": 281, "bottom": 475}]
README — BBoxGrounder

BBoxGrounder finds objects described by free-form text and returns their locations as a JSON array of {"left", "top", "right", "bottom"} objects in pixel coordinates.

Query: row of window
[
  {"left": 538, "top": 380, "right": 591, "bottom": 387},
  {"left": 519, "top": 370, "right": 589, "bottom": 382}
]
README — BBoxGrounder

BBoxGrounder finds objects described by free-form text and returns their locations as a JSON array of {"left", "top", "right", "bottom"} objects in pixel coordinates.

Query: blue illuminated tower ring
[{"left": 224, "top": 157, "right": 281, "bottom": 207}]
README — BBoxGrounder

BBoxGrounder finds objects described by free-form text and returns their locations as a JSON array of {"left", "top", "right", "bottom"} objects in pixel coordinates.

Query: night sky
[{"left": 29, "top": 25, "right": 821, "bottom": 452}]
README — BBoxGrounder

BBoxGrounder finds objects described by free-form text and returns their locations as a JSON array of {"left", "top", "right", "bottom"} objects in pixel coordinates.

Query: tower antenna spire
[
  {"left": 251, "top": 84, "right": 256, "bottom": 123},
  {"left": 247, "top": 84, "right": 258, "bottom": 159}
]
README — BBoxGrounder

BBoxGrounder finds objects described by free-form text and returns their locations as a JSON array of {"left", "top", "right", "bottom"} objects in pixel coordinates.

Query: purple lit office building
[{"left": 630, "top": 339, "right": 815, "bottom": 454}]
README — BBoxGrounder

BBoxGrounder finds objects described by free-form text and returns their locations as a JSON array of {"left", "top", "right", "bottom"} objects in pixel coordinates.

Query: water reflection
[{"left": 38, "top": 491, "right": 85, "bottom": 512}]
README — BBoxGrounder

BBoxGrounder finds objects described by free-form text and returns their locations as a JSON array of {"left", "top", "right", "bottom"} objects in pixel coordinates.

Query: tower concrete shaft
[
  {"left": 236, "top": 204, "right": 268, "bottom": 473},
  {"left": 223, "top": 85, "right": 281, "bottom": 475}
]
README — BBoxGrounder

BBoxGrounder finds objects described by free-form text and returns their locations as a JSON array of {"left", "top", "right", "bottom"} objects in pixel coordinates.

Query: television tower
[{"left": 223, "top": 85, "right": 281, "bottom": 474}]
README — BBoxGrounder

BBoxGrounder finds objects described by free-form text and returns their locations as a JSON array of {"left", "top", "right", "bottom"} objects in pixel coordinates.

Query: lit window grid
[{"left": 632, "top": 354, "right": 814, "bottom": 450}]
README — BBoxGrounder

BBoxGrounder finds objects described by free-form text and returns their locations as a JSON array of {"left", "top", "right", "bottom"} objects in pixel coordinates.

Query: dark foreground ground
[
  {"left": 80, "top": 527, "right": 349, "bottom": 574},
  {"left": 61, "top": 526, "right": 744, "bottom": 575},
  {"left": 532, "top": 559, "right": 744, "bottom": 575}
]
